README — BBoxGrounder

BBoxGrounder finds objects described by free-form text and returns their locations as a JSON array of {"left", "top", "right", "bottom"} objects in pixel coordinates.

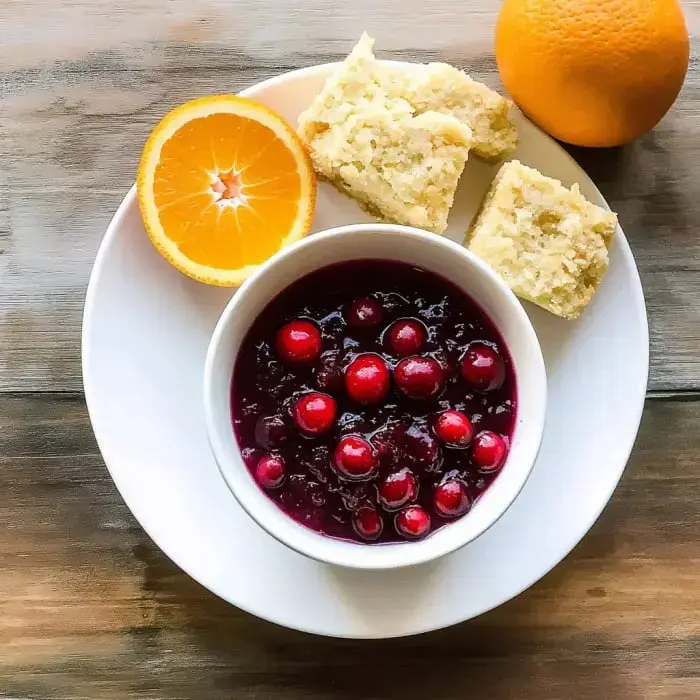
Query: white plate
[{"left": 82, "top": 64, "right": 649, "bottom": 639}]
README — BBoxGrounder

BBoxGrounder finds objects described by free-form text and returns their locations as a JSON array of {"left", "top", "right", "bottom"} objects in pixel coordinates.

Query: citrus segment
[{"left": 137, "top": 95, "right": 316, "bottom": 286}]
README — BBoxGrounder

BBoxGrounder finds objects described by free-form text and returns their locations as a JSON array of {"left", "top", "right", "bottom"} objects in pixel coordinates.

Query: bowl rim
[{"left": 203, "top": 223, "right": 547, "bottom": 570}]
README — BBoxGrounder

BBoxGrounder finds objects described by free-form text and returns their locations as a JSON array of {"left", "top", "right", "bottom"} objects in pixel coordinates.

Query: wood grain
[
  {"left": 1, "top": 393, "right": 699, "bottom": 699},
  {"left": 0, "top": 1, "right": 699, "bottom": 391}
]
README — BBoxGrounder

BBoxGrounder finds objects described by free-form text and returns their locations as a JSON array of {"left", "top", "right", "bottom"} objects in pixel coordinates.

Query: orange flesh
[{"left": 153, "top": 113, "right": 303, "bottom": 269}]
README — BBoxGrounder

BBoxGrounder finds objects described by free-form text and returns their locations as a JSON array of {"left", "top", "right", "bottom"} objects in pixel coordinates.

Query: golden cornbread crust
[
  {"left": 298, "top": 33, "right": 517, "bottom": 234},
  {"left": 466, "top": 161, "right": 617, "bottom": 320}
]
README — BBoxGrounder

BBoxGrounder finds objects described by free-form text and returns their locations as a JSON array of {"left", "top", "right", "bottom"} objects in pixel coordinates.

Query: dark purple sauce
[{"left": 231, "top": 260, "right": 517, "bottom": 544}]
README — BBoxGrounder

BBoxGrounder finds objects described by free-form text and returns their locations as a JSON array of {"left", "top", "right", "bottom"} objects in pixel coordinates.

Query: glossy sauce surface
[{"left": 231, "top": 260, "right": 517, "bottom": 543}]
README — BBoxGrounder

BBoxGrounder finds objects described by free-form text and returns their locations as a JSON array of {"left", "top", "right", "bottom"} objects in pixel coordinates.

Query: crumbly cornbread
[
  {"left": 397, "top": 62, "right": 517, "bottom": 161},
  {"left": 466, "top": 161, "right": 617, "bottom": 320},
  {"left": 297, "top": 33, "right": 517, "bottom": 233}
]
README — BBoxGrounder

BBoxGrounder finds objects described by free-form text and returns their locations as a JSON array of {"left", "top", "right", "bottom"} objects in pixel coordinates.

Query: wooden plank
[
  {"left": 0, "top": 393, "right": 699, "bottom": 698},
  {"left": 0, "top": 0, "right": 698, "bottom": 70}
]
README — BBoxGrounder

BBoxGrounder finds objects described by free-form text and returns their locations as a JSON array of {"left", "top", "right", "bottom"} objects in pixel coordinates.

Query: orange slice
[{"left": 137, "top": 95, "right": 316, "bottom": 286}]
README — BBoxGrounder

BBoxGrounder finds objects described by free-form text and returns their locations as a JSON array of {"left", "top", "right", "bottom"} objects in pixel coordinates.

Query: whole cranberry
[
  {"left": 254, "top": 455, "right": 286, "bottom": 489},
  {"left": 315, "top": 352, "right": 344, "bottom": 392},
  {"left": 461, "top": 342, "right": 505, "bottom": 392},
  {"left": 276, "top": 320, "right": 322, "bottom": 364},
  {"left": 395, "top": 505, "right": 431, "bottom": 539},
  {"left": 434, "top": 409, "right": 473, "bottom": 448},
  {"left": 346, "top": 297, "right": 384, "bottom": 329},
  {"left": 434, "top": 479, "right": 470, "bottom": 517},
  {"left": 402, "top": 424, "right": 441, "bottom": 470},
  {"left": 378, "top": 468, "right": 418, "bottom": 510},
  {"left": 293, "top": 392, "right": 337, "bottom": 435},
  {"left": 394, "top": 356, "right": 444, "bottom": 399},
  {"left": 386, "top": 319, "right": 427, "bottom": 357},
  {"left": 334, "top": 435, "right": 378, "bottom": 480},
  {"left": 353, "top": 506, "right": 384, "bottom": 541},
  {"left": 472, "top": 431, "right": 508, "bottom": 471},
  {"left": 345, "top": 353, "right": 390, "bottom": 404},
  {"left": 254, "top": 414, "right": 288, "bottom": 449}
]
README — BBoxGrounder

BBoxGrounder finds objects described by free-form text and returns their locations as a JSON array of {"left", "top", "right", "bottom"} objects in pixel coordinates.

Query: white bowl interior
[{"left": 204, "top": 224, "right": 546, "bottom": 570}]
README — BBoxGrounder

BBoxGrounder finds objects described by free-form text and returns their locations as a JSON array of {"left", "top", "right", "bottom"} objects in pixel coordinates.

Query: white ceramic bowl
[{"left": 204, "top": 223, "right": 546, "bottom": 570}]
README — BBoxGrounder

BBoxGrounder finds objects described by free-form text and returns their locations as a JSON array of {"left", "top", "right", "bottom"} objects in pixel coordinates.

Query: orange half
[{"left": 137, "top": 95, "right": 316, "bottom": 286}]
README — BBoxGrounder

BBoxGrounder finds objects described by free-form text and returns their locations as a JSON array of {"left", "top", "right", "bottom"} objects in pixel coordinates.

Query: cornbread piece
[
  {"left": 297, "top": 33, "right": 517, "bottom": 233},
  {"left": 466, "top": 161, "right": 617, "bottom": 320},
  {"left": 398, "top": 62, "right": 517, "bottom": 161}
]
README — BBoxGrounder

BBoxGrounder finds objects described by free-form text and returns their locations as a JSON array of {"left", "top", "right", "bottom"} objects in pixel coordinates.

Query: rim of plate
[{"left": 82, "top": 62, "right": 650, "bottom": 638}]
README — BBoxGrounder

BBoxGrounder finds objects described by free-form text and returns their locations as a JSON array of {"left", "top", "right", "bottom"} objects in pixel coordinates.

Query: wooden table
[{"left": 2, "top": 1, "right": 700, "bottom": 697}]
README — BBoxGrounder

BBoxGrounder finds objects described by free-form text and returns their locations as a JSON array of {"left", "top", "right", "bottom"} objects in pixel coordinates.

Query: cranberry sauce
[{"left": 231, "top": 260, "right": 516, "bottom": 544}]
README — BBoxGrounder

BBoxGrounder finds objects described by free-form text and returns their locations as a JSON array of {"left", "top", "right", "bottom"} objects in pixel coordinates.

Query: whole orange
[{"left": 495, "top": 0, "right": 690, "bottom": 147}]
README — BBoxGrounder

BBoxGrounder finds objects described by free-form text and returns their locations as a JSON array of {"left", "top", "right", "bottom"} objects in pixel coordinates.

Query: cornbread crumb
[
  {"left": 466, "top": 161, "right": 617, "bottom": 320},
  {"left": 298, "top": 33, "right": 517, "bottom": 233},
  {"left": 398, "top": 62, "right": 517, "bottom": 161}
]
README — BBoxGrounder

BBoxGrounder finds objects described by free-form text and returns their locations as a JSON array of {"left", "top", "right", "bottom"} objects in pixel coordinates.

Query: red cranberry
[
  {"left": 346, "top": 297, "right": 383, "bottom": 329},
  {"left": 402, "top": 424, "right": 441, "bottom": 470},
  {"left": 434, "top": 409, "right": 473, "bottom": 447},
  {"left": 293, "top": 392, "right": 337, "bottom": 435},
  {"left": 387, "top": 319, "right": 427, "bottom": 357},
  {"left": 371, "top": 423, "right": 409, "bottom": 466},
  {"left": 461, "top": 343, "right": 505, "bottom": 392},
  {"left": 353, "top": 506, "right": 384, "bottom": 541},
  {"left": 254, "top": 455, "right": 286, "bottom": 489},
  {"left": 255, "top": 414, "right": 288, "bottom": 449},
  {"left": 395, "top": 505, "right": 431, "bottom": 539},
  {"left": 345, "top": 353, "right": 390, "bottom": 404},
  {"left": 472, "top": 431, "right": 508, "bottom": 471},
  {"left": 394, "top": 356, "right": 444, "bottom": 399},
  {"left": 378, "top": 468, "right": 418, "bottom": 510},
  {"left": 276, "top": 320, "right": 322, "bottom": 364},
  {"left": 315, "top": 352, "right": 343, "bottom": 392},
  {"left": 434, "top": 479, "right": 470, "bottom": 517},
  {"left": 334, "top": 435, "right": 378, "bottom": 480}
]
